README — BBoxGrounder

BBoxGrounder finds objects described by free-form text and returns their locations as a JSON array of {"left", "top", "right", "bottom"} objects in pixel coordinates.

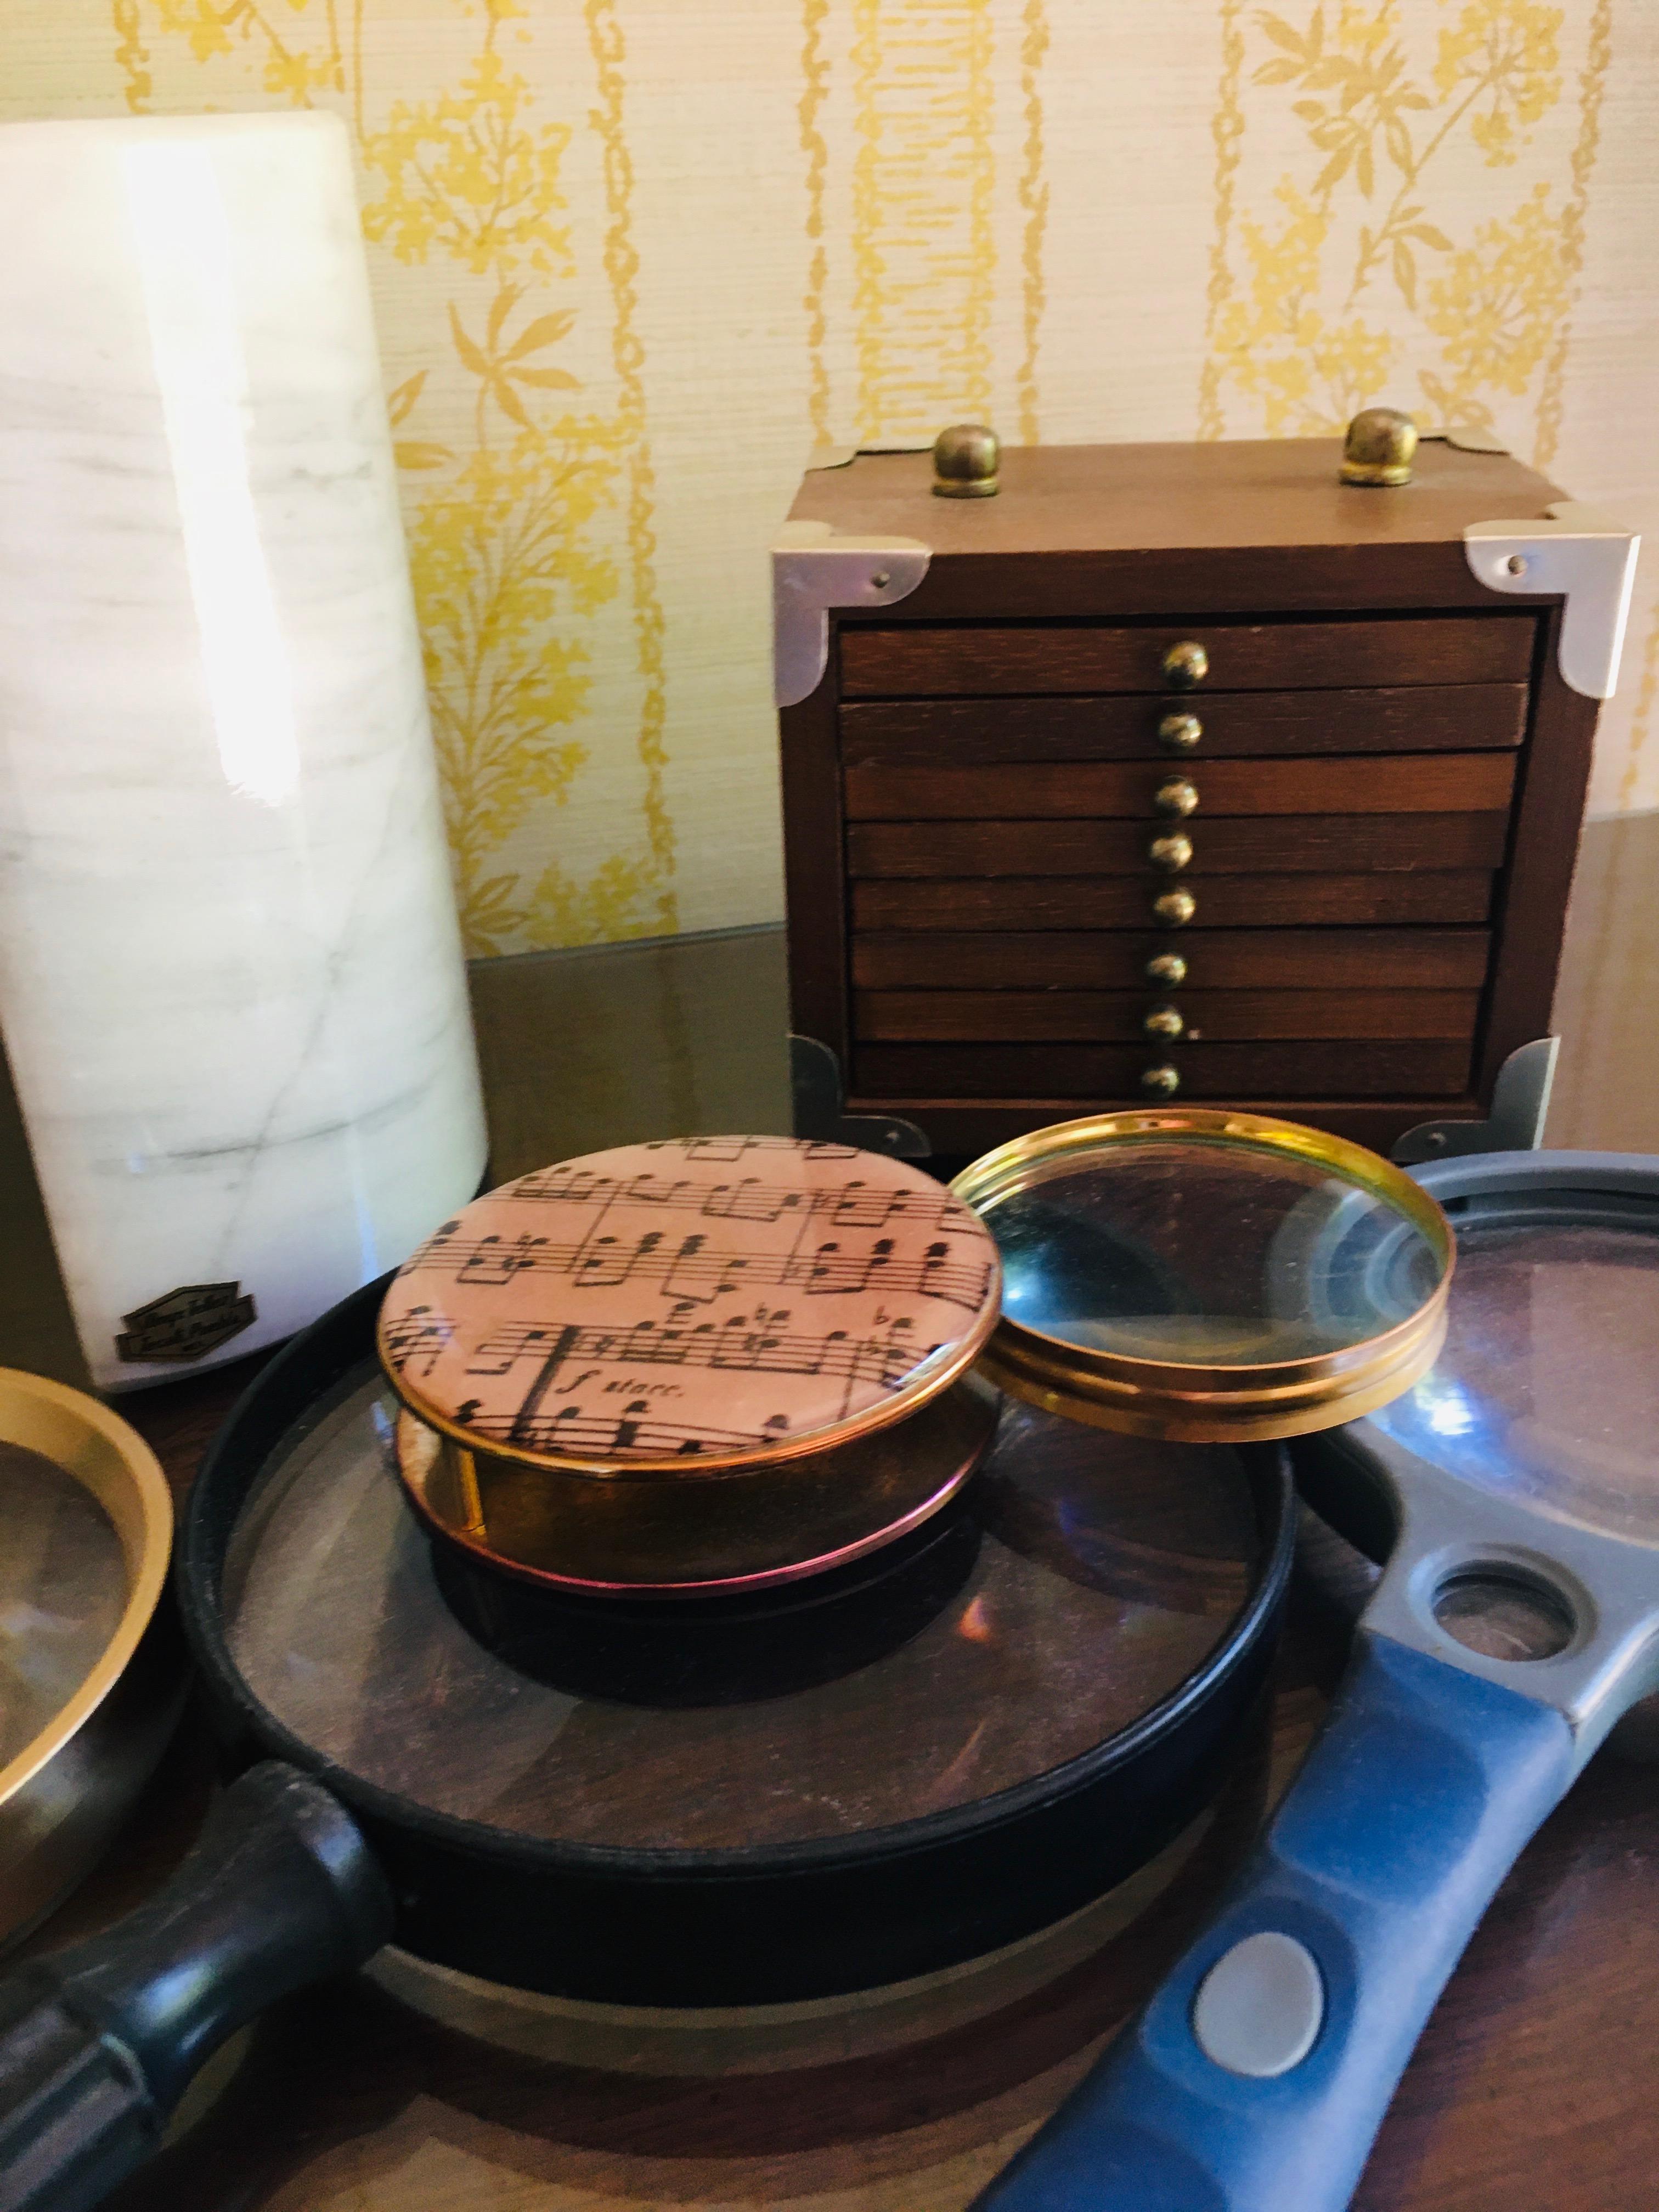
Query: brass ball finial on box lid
[
  {"left": 1341, "top": 407, "right": 1418, "bottom": 487},
  {"left": 933, "top": 422, "right": 1000, "bottom": 498}
]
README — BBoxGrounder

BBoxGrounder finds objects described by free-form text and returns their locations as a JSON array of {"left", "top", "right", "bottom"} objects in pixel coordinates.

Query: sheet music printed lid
[{"left": 377, "top": 1136, "right": 1001, "bottom": 1476}]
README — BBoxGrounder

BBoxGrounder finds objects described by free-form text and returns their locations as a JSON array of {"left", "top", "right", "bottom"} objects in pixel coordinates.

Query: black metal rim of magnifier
[
  {"left": 1292, "top": 1150, "right": 1659, "bottom": 1570},
  {"left": 172, "top": 1272, "right": 1297, "bottom": 2006}
]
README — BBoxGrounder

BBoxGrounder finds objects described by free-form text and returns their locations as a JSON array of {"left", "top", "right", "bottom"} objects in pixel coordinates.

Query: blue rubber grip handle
[{"left": 976, "top": 1632, "right": 1576, "bottom": 2212}]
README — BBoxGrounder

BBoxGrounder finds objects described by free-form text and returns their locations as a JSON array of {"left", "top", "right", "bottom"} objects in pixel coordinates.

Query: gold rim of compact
[
  {"left": 394, "top": 1374, "right": 1000, "bottom": 1598},
  {"left": 381, "top": 1293, "right": 1002, "bottom": 1479},
  {"left": 951, "top": 1109, "right": 1454, "bottom": 1444}
]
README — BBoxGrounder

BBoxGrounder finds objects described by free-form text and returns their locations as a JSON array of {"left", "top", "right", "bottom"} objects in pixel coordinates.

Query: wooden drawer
[
  {"left": 852, "top": 873, "right": 1494, "bottom": 932},
  {"left": 839, "top": 687, "right": 1531, "bottom": 765},
  {"left": 850, "top": 928, "right": 1493, "bottom": 992},
  {"left": 848, "top": 812, "right": 1508, "bottom": 879},
  {"left": 853, "top": 1040, "right": 1472, "bottom": 1101},
  {"left": 840, "top": 618, "right": 1535, "bottom": 698},
  {"left": 844, "top": 753, "right": 1516, "bottom": 821},
  {"left": 855, "top": 990, "right": 1481, "bottom": 1044}
]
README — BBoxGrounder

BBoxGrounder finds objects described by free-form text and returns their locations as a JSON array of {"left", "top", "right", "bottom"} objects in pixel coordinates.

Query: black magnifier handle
[{"left": 0, "top": 1762, "right": 392, "bottom": 2212}]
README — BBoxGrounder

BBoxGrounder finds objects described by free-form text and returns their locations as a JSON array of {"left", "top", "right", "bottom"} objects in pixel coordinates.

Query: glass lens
[
  {"left": 223, "top": 1367, "right": 1260, "bottom": 1850},
  {"left": 1370, "top": 1220, "right": 1659, "bottom": 1544},
  {"left": 0, "top": 1442, "right": 126, "bottom": 1767},
  {"left": 985, "top": 1138, "right": 1442, "bottom": 1367}
]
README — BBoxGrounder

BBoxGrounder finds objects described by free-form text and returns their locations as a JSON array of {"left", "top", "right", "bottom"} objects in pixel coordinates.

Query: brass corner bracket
[{"left": 772, "top": 521, "right": 930, "bottom": 708}]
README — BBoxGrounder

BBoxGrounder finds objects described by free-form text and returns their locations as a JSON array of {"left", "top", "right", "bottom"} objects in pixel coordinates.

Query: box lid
[{"left": 787, "top": 436, "right": 1565, "bottom": 558}]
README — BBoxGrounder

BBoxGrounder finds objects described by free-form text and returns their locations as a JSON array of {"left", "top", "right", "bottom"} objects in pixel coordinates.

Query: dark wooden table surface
[{"left": 12, "top": 923, "right": 1659, "bottom": 2212}]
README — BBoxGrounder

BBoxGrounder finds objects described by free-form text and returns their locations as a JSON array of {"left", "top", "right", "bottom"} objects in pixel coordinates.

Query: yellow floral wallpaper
[
  {"left": 1200, "top": 0, "right": 1598, "bottom": 446},
  {"left": 3, "top": 0, "right": 1657, "bottom": 963}
]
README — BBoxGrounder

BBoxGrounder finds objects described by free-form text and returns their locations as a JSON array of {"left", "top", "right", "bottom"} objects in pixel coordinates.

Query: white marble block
[{"left": 0, "top": 112, "right": 487, "bottom": 1390}]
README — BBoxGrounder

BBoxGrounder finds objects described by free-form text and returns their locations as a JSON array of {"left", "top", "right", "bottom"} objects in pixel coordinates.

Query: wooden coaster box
[{"left": 774, "top": 436, "right": 1638, "bottom": 1160}]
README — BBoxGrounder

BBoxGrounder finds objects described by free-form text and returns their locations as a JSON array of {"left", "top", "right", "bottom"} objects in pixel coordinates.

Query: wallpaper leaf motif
[
  {"left": 1201, "top": 0, "right": 1590, "bottom": 444},
  {"left": 111, "top": 0, "right": 674, "bottom": 960},
  {"left": 387, "top": 369, "right": 453, "bottom": 470},
  {"left": 359, "top": 48, "right": 573, "bottom": 278}
]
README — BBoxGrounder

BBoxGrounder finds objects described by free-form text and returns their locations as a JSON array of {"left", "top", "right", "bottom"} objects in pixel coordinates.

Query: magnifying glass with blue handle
[{"left": 973, "top": 1148, "right": 1659, "bottom": 2212}]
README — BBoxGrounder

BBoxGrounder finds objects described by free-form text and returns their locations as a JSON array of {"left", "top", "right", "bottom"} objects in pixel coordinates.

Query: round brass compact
[
  {"left": 952, "top": 1110, "right": 1453, "bottom": 1444},
  {"left": 379, "top": 1137, "right": 1002, "bottom": 1596}
]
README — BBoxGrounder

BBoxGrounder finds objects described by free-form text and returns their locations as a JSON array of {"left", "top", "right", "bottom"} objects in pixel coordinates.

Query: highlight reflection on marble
[{"left": 0, "top": 113, "right": 486, "bottom": 1390}]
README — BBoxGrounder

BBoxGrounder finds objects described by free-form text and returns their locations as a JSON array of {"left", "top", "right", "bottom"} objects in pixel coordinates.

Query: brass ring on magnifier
[{"left": 951, "top": 1109, "right": 1454, "bottom": 1445}]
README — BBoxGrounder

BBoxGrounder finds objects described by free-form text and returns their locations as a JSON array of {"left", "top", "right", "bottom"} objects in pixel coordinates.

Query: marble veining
[{"left": 0, "top": 113, "right": 487, "bottom": 1389}]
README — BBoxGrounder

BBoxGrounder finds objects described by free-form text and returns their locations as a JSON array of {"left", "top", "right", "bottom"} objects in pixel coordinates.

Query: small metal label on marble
[{"left": 116, "top": 1282, "right": 257, "bottom": 1364}]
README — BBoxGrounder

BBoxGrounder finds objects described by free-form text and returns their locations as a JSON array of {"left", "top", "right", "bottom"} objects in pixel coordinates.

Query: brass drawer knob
[
  {"left": 1159, "top": 712, "right": 1203, "bottom": 752},
  {"left": 1341, "top": 406, "right": 1417, "bottom": 488},
  {"left": 1163, "top": 641, "right": 1208, "bottom": 691},
  {"left": 1141, "top": 1063, "right": 1181, "bottom": 1097},
  {"left": 1146, "top": 951, "right": 1187, "bottom": 986},
  {"left": 932, "top": 422, "right": 1001, "bottom": 498},
  {"left": 1144, "top": 1005, "right": 1184, "bottom": 1041},
  {"left": 1154, "top": 777, "right": 1199, "bottom": 818},
  {"left": 1152, "top": 889, "right": 1196, "bottom": 926},
  {"left": 1148, "top": 832, "right": 1193, "bottom": 873}
]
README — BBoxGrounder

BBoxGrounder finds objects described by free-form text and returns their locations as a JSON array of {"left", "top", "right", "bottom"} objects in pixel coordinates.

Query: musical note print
[
  {"left": 377, "top": 1136, "right": 1000, "bottom": 1463},
  {"left": 391, "top": 1230, "right": 989, "bottom": 1310},
  {"left": 379, "top": 1304, "right": 454, "bottom": 1379},
  {"left": 500, "top": 1165, "right": 973, "bottom": 1235},
  {"left": 460, "top": 1309, "right": 934, "bottom": 1392}
]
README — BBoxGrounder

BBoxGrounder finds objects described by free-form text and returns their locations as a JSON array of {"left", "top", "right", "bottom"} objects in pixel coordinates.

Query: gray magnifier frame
[{"left": 977, "top": 1152, "right": 1659, "bottom": 2212}]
